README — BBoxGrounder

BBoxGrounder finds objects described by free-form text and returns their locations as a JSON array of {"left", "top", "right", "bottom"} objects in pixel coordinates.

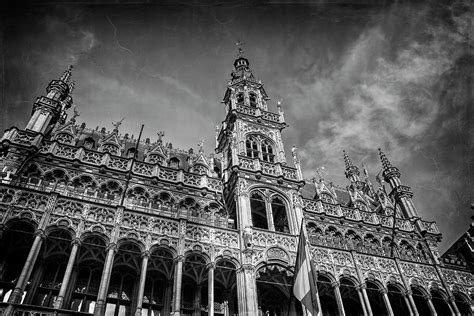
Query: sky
[{"left": 1, "top": 0, "right": 472, "bottom": 252}]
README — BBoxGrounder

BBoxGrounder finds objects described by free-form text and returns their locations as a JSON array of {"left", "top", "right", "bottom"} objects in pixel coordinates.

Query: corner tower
[{"left": 215, "top": 50, "right": 306, "bottom": 315}]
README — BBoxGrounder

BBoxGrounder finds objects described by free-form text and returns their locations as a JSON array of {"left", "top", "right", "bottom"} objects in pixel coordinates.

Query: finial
[
  {"left": 70, "top": 106, "right": 80, "bottom": 123},
  {"left": 112, "top": 117, "right": 125, "bottom": 133},
  {"left": 315, "top": 166, "right": 325, "bottom": 181},
  {"left": 68, "top": 80, "right": 76, "bottom": 94},
  {"left": 198, "top": 139, "right": 204, "bottom": 153},
  {"left": 378, "top": 148, "right": 392, "bottom": 170},
  {"left": 60, "top": 65, "right": 73, "bottom": 83},
  {"left": 362, "top": 162, "right": 369, "bottom": 179},
  {"left": 343, "top": 150, "right": 354, "bottom": 170},
  {"left": 157, "top": 131, "right": 165, "bottom": 144}
]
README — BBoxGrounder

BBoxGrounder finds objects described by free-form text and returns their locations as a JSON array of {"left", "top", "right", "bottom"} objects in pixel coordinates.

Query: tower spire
[
  {"left": 60, "top": 65, "right": 73, "bottom": 84},
  {"left": 343, "top": 150, "right": 360, "bottom": 182},
  {"left": 378, "top": 148, "right": 392, "bottom": 170}
]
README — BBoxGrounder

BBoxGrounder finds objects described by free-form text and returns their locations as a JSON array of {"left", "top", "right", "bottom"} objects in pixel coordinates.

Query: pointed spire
[
  {"left": 60, "top": 65, "right": 73, "bottom": 83},
  {"left": 378, "top": 148, "right": 392, "bottom": 170},
  {"left": 112, "top": 117, "right": 124, "bottom": 134},
  {"left": 343, "top": 150, "right": 360, "bottom": 180},
  {"left": 343, "top": 150, "right": 354, "bottom": 169}
]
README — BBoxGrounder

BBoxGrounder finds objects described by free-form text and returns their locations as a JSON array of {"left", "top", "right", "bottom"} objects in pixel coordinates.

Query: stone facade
[{"left": 0, "top": 53, "right": 472, "bottom": 316}]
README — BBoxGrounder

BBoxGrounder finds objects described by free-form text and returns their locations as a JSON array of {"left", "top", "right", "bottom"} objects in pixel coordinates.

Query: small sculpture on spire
[
  {"left": 315, "top": 166, "right": 325, "bottom": 181},
  {"left": 198, "top": 139, "right": 204, "bottom": 153},
  {"left": 70, "top": 106, "right": 80, "bottom": 123},
  {"left": 112, "top": 117, "right": 125, "bottom": 133},
  {"left": 60, "top": 65, "right": 73, "bottom": 84},
  {"left": 157, "top": 131, "right": 165, "bottom": 144}
]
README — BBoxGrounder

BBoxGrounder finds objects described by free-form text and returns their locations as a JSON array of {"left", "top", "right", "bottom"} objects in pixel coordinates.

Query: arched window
[
  {"left": 83, "top": 138, "right": 95, "bottom": 150},
  {"left": 236, "top": 93, "right": 244, "bottom": 105},
  {"left": 250, "top": 193, "right": 268, "bottom": 230},
  {"left": 250, "top": 191, "right": 290, "bottom": 233},
  {"left": 261, "top": 139, "right": 274, "bottom": 162},
  {"left": 271, "top": 197, "right": 289, "bottom": 233},
  {"left": 169, "top": 157, "right": 180, "bottom": 169},
  {"left": 245, "top": 135, "right": 275, "bottom": 163},
  {"left": 249, "top": 93, "right": 257, "bottom": 107}
]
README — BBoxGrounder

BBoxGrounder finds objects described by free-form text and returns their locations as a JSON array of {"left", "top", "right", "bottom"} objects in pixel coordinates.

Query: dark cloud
[{"left": 1, "top": 1, "right": 472, "bottom": 251}]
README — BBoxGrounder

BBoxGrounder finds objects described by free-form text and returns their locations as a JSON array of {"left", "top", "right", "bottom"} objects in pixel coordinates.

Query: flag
[{"left": 293, "top": 221, "right": 319, "bottom": 315}]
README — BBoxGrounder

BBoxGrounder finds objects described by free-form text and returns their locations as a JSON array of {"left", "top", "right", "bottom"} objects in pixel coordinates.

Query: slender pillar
[
  {"left": 360, "top": 284, "right": 373, "bottom": 316},
  {"left": 193, "top": 284, "right": 202, "bottom": 316},
  {"left": 449, "top": 297, "right": 461, "bottom": 316},
  {"left": 332, "top": 281, "right": 346, "bottom": 316},
  {"left": 163, "top": 281, "right": 172, "bottom": 315},
  {"left": 94, "top": 242, "right": 116, "bottom": 316},
  {"left": 236, "top": 265, "right": 258, "bottom": 316},
  {"left": 403, "top": 293, "right": 415, "bottom": 316},
  {"left": 208, "top": 263, "right": 215, "bottom": 316},
  {"left": 425, "top": 295, "right": 438, "bottom": 316},
  {"left": 135, "top": 251, "right": 150, "bottom": 316},
  {"left": 171, "top": 256, "right": 184, "bottom": 316},
  {"left": 54, "top": 238, "right": 81, "bottom": 309},
  {"left": 406, "top": 290, "right": 420, "bottom": 316},
  {"left": 381, "top": 288, "right": 394, "bottom": 316},
  {"left": 357, "top": 285, "right": 369, "bottom": 316},
  {"left": 23, "top": 259, "right": 45, "bottom": 304},
  {"left": 8, "top": 230, "right": 45, "bottom": 304}
]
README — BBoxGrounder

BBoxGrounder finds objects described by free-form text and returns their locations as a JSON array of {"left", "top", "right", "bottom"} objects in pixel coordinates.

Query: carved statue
[{"left": 243, "top": 226, "right": 253, "bottom": 249}]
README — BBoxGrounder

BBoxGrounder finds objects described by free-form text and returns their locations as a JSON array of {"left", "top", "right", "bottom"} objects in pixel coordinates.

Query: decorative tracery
[{"left": 245, "top": 135, "right": 275, "bottom": 162}]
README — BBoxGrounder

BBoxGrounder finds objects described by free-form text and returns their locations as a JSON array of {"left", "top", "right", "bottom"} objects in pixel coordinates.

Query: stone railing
[
  {"left": 237, "top": 155, "right": 299, "bottom": 181},
  {"left": 235, "top": 104, "right": 282, "bottom": 123},
  {"left": 419, "top": 220, "right": 440, "bottom": 234},
  {"left": 1, "top": 127, "right": 43, "bottom": 148},
  {"left": 303, "top": 198, "right": 416, "bottom": 232},
  {"left": 18, "top": 141, "right": 224, "bottom": 192}
]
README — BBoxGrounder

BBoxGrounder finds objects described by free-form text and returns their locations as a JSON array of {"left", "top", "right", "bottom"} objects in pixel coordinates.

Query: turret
[
  {"left": 25, "top": 65, "right": 74, "bottom": 134},
  {"left": 378, "top": 148, "right": 418, "bottom": 219}
]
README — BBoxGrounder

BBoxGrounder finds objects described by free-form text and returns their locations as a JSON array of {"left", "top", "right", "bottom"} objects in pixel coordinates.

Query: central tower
[{"left": 215, "top": 50, "right": 306, "bottom": 315}]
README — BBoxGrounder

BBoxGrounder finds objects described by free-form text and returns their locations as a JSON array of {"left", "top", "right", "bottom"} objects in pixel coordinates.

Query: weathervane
[{"left": 235, "top": 40, "right": 245, "bottom": 56}]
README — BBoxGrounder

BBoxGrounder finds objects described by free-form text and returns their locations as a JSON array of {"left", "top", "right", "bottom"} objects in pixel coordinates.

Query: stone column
[
  {"left": 135, "top": 251, "right": 150, "bottom": 316},
  {"left": 332, "top": 281, "right": 346, "bottom": 316},
  {"left": 236, "top": 265, "right": 258, "bottom": 316},
  {"left": 193, "top": 284, "right": 202, "bottom": 316},
  {"left": 448, "top": 297, "right": 461, "bottom": 316},
  {"left": 171, "top": 256, "right": 184, "bottom": 316},
  {"left": 265, "top": 200, "right": 275, "bottom": 231},
  {"left": 163, "top": 281, "right": 172, "bottom": 315},
  {"left": 425, "top": 294, "right": 438, "bottom": 316},
  {"left": 94, "top": 242, "right": 117, "bottom": 316},
  {"left": 359, "top": 284, "right": 373, "bottom": 316},
  {"left": 8, "top": 230, "right": 46, "bottom": 304},
  {"left": 405, "top": 290, "right": 419, "bottom": 316},
  {"left": 208, "top": 263, "right": 215, "bottom": 316},
  {"left": 356, "top": 285, "right": 369, "bottom": 316},
  {"left": 54, "top": 238, "right": 81, "bottom": 309},
  {"left": 381, "top": 288, "right": 394, "bottom": 316}
]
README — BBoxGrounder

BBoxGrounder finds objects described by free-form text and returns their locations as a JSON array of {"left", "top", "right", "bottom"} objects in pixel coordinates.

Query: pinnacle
[
  {"left": 378, "top": 148, "right": 392, "bottom": 170},
  {"left": 60, "top": 65, "right": 73, "bottom": 84},
  {"left": 343, "top": 150, "right": 353, "bottom": 170}
]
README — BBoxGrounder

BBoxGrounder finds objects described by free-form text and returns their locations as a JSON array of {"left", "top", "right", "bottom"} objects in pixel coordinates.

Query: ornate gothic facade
[{"left": 0, "top": 52, "right": 472, "bottom": 316}]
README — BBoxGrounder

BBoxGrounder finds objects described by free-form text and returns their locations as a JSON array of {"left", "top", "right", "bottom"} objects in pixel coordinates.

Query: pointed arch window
[
  {"left": 245, "top": 135, "right": 275, "bottom": 163},
  {"left": 271, "top": 197, "right": 289, "bottom": 233},
  {"left": 250, "top": 193, "right": 268, "bottom": 230},
  {"left": 250, "top": 191, "right": 290, "bottom": 233},
  {"left": 249, "top": 93, "right": 257, "bottom": 107},
  {"left": 83, "top": 138, "right": 95, "bottom": 150}
]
